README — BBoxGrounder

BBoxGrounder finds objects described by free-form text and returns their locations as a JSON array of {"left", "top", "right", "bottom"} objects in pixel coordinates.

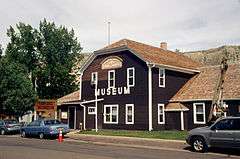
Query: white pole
[
  {"left": 181, "top": 111, "right": 184, "bottom": 131},
  {"left": 148, "top": 64, "right": 153, "bottom": 131},
  {"left": 108, "top": 21, "right": 111, "bottom": 45},
  {"left": 95, "top": 75, "right": 98, "bottom": 132}
]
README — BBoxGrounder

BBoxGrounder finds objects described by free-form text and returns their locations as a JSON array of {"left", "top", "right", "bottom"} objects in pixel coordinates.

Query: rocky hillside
[{"left": 184, "top": 46, "right": 240, "bottom": 66}]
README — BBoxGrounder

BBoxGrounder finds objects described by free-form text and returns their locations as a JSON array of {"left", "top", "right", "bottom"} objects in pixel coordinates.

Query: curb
[{"left": 68, "top": 133, "right": 186, "bottom": 143}]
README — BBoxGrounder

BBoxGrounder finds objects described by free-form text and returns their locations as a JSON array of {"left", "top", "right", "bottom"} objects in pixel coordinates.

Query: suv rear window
[{"left": 44, "top": 120, "right": 61, "bottom": 125}]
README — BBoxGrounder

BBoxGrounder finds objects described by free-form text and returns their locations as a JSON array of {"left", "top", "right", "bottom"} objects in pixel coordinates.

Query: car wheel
[
  {"left": 21, "top": 131, "right": 26, "bottom": 138},
  {"left": 39, "top": 133, "right": 44, "bottom": 139},
  {"left": 191, "top": 136, "right": 207, "bottom": 152},
  {"left": 0, "top": 129, "right": 5, "bottom": 135}
]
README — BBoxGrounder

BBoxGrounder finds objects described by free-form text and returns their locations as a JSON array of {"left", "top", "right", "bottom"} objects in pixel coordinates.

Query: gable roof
[
  {"left": 81, "top": 39, "right": 201, "bottom": 74},
  {"left": 165, "top": 102, "right": 189, "bottom": 111},
  {"left": 171, "top": 64, "right": 240, "bottom": 102}
]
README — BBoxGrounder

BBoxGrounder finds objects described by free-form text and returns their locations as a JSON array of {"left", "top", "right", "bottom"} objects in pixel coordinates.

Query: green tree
[
  {"left": 0, "top": 44, "right": 2, "bottom": 58},
  {"left": 0, "top": 58, "right": 36, "bottom": 117},
  {"left": 5, "top": 19, "right": 82, "bottom": 100},
  {"left": 5, "top": 23, "right": 41, "bottom": 88}
]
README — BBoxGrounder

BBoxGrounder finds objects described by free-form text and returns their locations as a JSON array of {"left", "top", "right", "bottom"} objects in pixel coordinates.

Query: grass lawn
[{"left": 79, "top": 130, "right": 187, "bottom": 140}]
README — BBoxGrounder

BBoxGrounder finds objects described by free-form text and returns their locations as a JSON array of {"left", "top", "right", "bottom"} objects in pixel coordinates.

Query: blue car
[{"left": 20, "top": 119, "right": 70, "bottom": 139}]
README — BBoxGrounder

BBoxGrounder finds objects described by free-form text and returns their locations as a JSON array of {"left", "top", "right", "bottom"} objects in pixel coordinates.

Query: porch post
[{"left": 180, "top": 111, "right": 184, "bottom": 130}]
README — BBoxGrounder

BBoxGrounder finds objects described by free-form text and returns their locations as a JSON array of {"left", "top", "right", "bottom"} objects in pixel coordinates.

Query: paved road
[{"left": 0, "top": 135, "right": 239, "bottom": 159}]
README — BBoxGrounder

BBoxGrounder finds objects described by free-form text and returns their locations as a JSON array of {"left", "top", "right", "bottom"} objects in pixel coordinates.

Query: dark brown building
[{"left": 57, "top": 39, "right": 240, "bottom": 131}]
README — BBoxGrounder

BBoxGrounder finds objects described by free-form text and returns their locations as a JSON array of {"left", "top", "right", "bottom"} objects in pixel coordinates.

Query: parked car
[
  {"left": 186, "top": 116, "right": 240, "bottom": 152},
  {"left": 0, "top": 119, "right": 21, "bottom": 135},
  {"left": 20, "top": 119, "right": 70, "bottom": 139}
]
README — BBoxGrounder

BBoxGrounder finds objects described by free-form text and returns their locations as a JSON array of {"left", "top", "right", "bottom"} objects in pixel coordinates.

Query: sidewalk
[{"left": 66, "top": 131, "right": 188, "bottom": 151}]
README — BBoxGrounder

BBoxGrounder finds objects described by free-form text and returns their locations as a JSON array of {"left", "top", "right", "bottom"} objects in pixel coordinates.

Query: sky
[{"left": 0, "top": 0, "right": 240, "bottom": 52}]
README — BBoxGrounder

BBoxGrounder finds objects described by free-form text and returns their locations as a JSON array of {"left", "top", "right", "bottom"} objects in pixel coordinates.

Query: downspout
[
  {"left": 147, "top": 62, "right": 155, "bottom": 131},
  {"left": 80, "top": 104, "right": 86, "bottom": 130}
]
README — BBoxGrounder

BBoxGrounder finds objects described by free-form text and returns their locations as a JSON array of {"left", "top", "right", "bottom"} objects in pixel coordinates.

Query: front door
[
  {"left": 68, "top": 107, "right": 76, "bottom": 129},
  {"left": 209, "top": 119, "right": 235, "bottom": 148}
]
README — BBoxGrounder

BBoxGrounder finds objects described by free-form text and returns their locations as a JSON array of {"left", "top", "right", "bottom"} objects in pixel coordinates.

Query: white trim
[
  {"left": 80, "top": 98, "right": 104, "bottom": 104},
  {"left": 159, "top": 68, "right": 165, "bottom": 88},
  {"left": 165, "top": 109, "right": 189, "bottom": 112},
  {"left": 79, "top": 72, "right": 83, "bottom": 100},
  {"left": 103, "top": 105, "right": 119, "bottom": 124},
  {"left": 158, "top": 104, "right": 165, "bottom": 124},
  {"left": 88, "top": 107, "right": 96, "bottom": 115},
  {"left": 171, "top": 98, "right": 240, "bottom": 102},
  {"left": 193, "top": 103, "right": 206, "bottom": 124},
  {"left": 147, "top": 64, "right": 154, "bottom": 131},
  {"left": 108, "top": 70, "right": 115, "bottom": 88},
  {"left": 127, "top": 67, "right": 135, "bottom": 87},
  {"left": 125, "top": 104, "right": 134, "bottom": 124},
  {"left": 180, "top": 111, "right": 184, "bottom": 130}
]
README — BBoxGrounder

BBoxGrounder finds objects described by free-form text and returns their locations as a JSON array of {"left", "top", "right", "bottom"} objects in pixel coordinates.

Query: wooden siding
[
  {"left": 152, "top": 68, "right": 193, "bottom": 130},
  {"left": 81, "top": 51, "right": 149, "bottom": 130}
]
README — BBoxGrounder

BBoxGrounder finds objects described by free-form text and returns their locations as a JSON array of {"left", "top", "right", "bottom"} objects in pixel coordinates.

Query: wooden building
[{"left": 57, "top": 39, "right": 240, "bottom": 130}]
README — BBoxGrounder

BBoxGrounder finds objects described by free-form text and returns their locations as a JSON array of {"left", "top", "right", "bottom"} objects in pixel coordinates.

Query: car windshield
[
  {"left": 4, "top": 120, "right": 17, "bottom": 124},
  {"left": 44, "top": 120, "right": 61, "bottom": 125}
]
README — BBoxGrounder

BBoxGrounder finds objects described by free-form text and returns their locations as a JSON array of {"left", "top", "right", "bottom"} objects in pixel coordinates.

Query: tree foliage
[
  {"left": 5, "top": 19, "right": 82, "bottom": 100},
  {"left": 0, "top": 58, "right": 36, "bottom": 117}
]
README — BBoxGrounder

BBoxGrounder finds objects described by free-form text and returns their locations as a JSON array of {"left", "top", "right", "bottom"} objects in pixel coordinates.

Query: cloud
[{"left": 0, "top": 0, "right": 240, "bottom": 52}]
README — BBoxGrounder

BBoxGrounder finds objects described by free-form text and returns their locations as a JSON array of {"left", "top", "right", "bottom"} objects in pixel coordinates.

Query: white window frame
[
  {"left": 88, "top": 107, "right": 96, "bottom": 115},
  {"left": 127, "top": 67, "right": 135, "bottom": 87},
  {"left": 193, "top": 103, "right": 206, "bottom": 124},
  {"left": 104, "top": 105, "right": 118, "bottom": 124},
  {"left": 159, "top": 68, "right": 165, "bottom": 87},
  {"left": 108, "top": 70, "right": 115, "bottom": 88},
  {"left": 91, "top": 72, "right": 98, "bottom": 85},
  {"left": 158, "top": 104, "right": 165, "bottom": 124},
  {"left": 125, "top": 104, "right": 134, "bottom": 124}
]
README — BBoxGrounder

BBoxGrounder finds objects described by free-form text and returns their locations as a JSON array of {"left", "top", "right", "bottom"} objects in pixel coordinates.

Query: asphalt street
[{"left": 0, "top": 135, "right": 239, "bottom": 159}]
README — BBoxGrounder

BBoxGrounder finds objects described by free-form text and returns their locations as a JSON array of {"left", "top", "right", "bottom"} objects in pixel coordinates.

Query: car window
[
  {"left": 214, "top": 119, "right": 234, "bottom": 130},
  {"left": 0, "top": 121, "right": 3, "bottom": 125},
  {"left": 44, "top": 120, "right": 61, "bottom": 125},
  {"left": 232, "top": 119, "right": 240, "bottom": 130},
  {"left": 28, "top": 121, "right": 41, "bottom": 126},
  {"left": 4, "top": 120, "right": 17, "bottom": 124}
]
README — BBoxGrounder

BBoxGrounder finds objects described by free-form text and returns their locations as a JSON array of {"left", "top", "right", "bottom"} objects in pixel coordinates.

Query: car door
[
  {"left": 232, "top": 119, "right": 240, "bottom": 148},
  {"left": 209, "top": 119, "right": 235, "bottom": 148},
  {"left": 24, "top": 121, "right": 36, "bottom": 135}
]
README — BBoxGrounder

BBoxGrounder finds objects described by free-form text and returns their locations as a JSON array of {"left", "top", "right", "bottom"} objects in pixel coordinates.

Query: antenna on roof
[{"left": 107, "top": 21, "right": 111, "bottom": 45}]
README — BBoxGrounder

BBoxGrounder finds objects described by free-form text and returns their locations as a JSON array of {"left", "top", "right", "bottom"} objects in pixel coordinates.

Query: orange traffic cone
[{"left": 58, "top": 129, "right": 63, "bottom": 143}]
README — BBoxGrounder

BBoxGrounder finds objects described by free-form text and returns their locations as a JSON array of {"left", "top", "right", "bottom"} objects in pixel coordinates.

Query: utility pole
[
  {"left": 95, "top": 74, "right": 98, "bottom": 132},
  {"left": 108, "top": 21, "right": 111, "bottom": 45}
]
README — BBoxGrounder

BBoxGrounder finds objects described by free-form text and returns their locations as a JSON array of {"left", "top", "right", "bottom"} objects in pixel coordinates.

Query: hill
[{"left": 184, "top": 46, "right": 240, "bottom": 66}]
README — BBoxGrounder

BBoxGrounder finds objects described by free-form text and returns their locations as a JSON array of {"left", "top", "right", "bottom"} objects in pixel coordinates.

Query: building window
[
  {"left": 88, "top": 107, "right": 96, "bottom": 115},
  {"left": 193, "top": 103, "right": 206, "bottom": 124},
  {"left": 108, "top": 70, "right": 115, "bottom": 88},
  {"left": 158, "top": 104, "right": 165, "bottom": 124},
  {"left": 127, "top": 67, "right": 135, "bottom": 87},
  {"left": 91, "top": 72, "right": 98, "bottom": 85},
  {"left": 104, "top": 105, "right": 118, "bottom": 124},
  {"left": 126, "top": 104, "right": 134, "bottom": 124},
  {"left": 159, "top": 68, "right": 165, "bottom": 87}
]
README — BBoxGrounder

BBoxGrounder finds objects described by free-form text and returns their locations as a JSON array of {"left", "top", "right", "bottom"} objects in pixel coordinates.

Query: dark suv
[
  {"left": 186, "top": 116, "right": 240, "bottom": 152},
  {"left": 0, "top": 119, "right": 21, "bottom": 135}
]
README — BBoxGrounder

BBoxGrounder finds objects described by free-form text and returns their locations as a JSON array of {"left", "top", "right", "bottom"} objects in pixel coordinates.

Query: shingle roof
[
  {"left": 96, "top": 39, "right": 201, "bottom": 71},
  {"left": 165, "top": 102, "right": 189, "bottom": 111},
  {"left": 57, "top": 91, "right": 80, "bottom": 105},
  {"left": 171, "top": 64, "right": 240, "bottom": 101}
]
